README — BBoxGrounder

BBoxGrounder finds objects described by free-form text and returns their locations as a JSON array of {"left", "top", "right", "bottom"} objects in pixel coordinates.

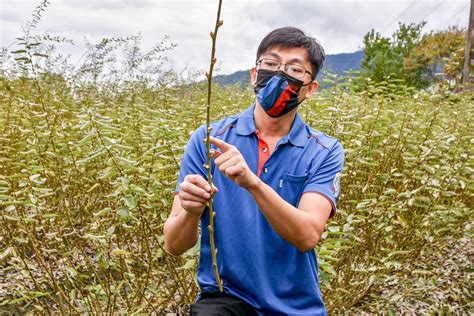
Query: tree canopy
[{"left": 361, "top": 22, "right": 466, "bottom": 89}]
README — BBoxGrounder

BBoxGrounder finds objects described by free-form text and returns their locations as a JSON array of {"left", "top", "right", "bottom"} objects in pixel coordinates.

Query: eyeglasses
[{"left": 256, "top": 58, "right": 313, "bottom": 80}]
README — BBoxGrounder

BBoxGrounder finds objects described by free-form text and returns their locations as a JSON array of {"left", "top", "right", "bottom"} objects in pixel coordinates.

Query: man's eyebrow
[
  {"left": 286, "top": 57, "right": 305, "bottom": 65},
  {"left": 262, "top": 52, "right": 306, "bottom": 65},
  {"left": 263, "top": 52, "right": 281, "bottom": 59}
]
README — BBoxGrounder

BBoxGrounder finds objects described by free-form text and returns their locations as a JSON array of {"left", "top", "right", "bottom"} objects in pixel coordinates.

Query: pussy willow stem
[{"left": 205, "top": 0, "right": 224, "bottom": 292}]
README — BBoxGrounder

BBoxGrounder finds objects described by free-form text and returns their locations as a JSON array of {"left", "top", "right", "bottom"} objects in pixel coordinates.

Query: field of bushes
[{"left": 0, "top": 24, "right": 473, "bottom": 314}]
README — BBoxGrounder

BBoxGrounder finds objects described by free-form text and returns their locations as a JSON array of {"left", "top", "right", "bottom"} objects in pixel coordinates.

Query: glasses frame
[{"left": 256, "top": 58, "right": 313, "bottom": 81}]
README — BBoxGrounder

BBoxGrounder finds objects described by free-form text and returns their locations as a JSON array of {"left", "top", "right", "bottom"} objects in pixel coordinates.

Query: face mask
[{"left": 254, "top": 69, "right": 304, "bottom": 118}]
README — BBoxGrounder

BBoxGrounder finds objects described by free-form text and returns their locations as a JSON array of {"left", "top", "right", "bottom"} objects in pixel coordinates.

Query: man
[{"left": 164, "top": 26, "right": 344, "bottom": 315}]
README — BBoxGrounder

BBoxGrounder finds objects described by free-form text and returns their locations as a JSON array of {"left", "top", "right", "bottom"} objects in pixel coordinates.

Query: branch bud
[
  {"left": 217, "top": 20, "right": 224, "bottom": 27},
  {"left": 210, "top": 31, "right": 215, "bottom": 39}
]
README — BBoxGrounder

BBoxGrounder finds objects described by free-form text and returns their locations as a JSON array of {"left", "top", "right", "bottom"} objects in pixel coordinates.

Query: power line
[
  {"left": 450, "top": 2, "right": 470, "bottom": 21},
  {"left": 381, "top": 0, "right": 418, "bottom": 33},
  {"left": 420, "top": 0, "right": 447, "bottom": 23},
  {"left": 426, "top": 1, "right": 469, "bottom": 30},
  {"left": 441, "top": 1, "right": 470, "bottom": 28}
]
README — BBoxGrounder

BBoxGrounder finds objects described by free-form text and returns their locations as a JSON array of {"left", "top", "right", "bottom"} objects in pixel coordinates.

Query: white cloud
[{"left": 1, "top": 0, "right": 470, "bottom": 75}]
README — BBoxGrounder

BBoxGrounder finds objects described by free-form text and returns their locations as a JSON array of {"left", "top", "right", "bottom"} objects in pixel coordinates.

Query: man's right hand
[
  {"left": 178, "top": 174, "right": 218, "bottom": 217},
  {"left": 164, "top": 175, "right": 218, "bottom": 255}
]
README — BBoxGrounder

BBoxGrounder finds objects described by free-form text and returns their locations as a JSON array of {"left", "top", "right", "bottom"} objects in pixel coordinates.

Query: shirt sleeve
[
  {"left": 174, "top": 124, "right": 208, "bottom": 193},
  {"left": 302, "top": 141, "right": 344, "bottom": 218}
]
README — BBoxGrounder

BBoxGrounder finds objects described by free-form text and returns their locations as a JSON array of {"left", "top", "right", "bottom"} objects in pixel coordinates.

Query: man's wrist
[
  {"left": 182, "top": 208, "right": 203, "bottom": 221},
  {"left": 245, "top": 174, "right": 263, "bottom": 193}
]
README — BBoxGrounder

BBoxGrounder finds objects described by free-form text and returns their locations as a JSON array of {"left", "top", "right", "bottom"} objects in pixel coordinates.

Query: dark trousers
[{"left": 190, "top": 292, "right": 257, "bottom": 316}]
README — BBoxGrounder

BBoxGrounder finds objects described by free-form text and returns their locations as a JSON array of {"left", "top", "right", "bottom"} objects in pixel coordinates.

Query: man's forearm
[
  {"left": 246, "top": 177, "right": 321, "bottom": 252},
  {"left": 164, "top": 209, "right": 200, "bottom": 255}
]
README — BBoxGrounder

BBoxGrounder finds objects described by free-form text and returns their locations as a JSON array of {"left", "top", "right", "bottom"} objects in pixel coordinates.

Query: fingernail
[
  {"left": 205, "top": 185, "right": 211, "bottom": 191},
  {"left": 204, "top": 193, "right": 210, "bottom": 199}
]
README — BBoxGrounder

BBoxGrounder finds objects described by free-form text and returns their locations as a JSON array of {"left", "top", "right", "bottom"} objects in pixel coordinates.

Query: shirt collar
[
  {"left": 287, "top": 111, "right": 307, "bottom": 147},
  {"left": 236, "top": 104, "right": 257, "bottom": 136},
  {"left": 236, "top": 103, "right": 307, "bottom": 148}
]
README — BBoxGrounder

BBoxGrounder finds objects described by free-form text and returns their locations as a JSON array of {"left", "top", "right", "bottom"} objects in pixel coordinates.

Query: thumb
[{"left": 210, "top": 149, "right": 222, "bottom": 159}]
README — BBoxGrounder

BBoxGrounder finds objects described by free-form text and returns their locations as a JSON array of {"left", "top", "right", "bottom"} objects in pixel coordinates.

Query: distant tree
[
  {"left": 361, "top": 22, "right": 426, "bottom": 84},
  {"left": 402, "top": 27, "right": 466, "bottom": 88},
  {"left": 360, "top": 29, "right": 392, "bottom": 82}
]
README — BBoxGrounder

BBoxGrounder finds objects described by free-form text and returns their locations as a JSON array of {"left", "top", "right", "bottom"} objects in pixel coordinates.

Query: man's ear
[
  {"left": 305, "top": 80, "right": 319, "bottom": 98},
  {"left": 250, "top": 67, "right": 257, "bottom": 86}
]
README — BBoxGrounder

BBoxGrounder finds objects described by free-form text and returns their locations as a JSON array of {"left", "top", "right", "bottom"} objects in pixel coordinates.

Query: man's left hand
[{"left": 209, "top": 136, "right": 259, "bottom": 189}]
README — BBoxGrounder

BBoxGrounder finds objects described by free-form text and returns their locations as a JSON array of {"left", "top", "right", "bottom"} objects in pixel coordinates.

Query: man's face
[{"left": 251, "top": 45, "right": 319, "bottom": 104}]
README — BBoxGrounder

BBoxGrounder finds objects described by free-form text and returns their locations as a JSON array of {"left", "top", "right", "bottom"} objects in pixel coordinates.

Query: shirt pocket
[{"left": 279, "top": 172, "right": 308, "bottom": 206}]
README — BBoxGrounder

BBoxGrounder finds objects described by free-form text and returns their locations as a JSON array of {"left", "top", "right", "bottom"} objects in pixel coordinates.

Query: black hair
[{"left": 256, "top": 26, "right": 325, "bottom": 80}]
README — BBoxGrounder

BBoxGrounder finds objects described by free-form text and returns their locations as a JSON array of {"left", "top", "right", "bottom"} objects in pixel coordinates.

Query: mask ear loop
[
  {"left": 301, "top": 79, "right": 315, "bottom": 87},
  {"left": 297, "top": 77, "right": 317, "bottom": 106}
]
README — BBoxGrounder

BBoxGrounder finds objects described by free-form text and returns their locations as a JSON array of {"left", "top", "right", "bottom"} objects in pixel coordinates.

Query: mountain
[
  {"left": 213, "top": 70, "right": 251, "bottom": 87},
  {"left": 212, "top": 50, "right": 364, "bottom": 88},
  {"left": 323, "top": 50, "right": 364, "bottom": 76}
]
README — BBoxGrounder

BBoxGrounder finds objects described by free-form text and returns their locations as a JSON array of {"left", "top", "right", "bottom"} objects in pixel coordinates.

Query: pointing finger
[{"left": 209, "top": 136, "right": 233, "bottom": 152}]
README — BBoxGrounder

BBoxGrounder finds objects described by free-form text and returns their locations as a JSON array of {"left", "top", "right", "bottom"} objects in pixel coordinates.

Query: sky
[{"left": 0, "top": 0, "right": 470, "bottom": 75}]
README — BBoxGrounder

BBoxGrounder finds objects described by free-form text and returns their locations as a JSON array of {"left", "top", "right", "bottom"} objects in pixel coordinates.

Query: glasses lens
[
  {"left": 258, "top": 58, "right": 307, "bottom": 79},
  {"left": 259, "top": 59, "right": 280, "bottom": 71},
  {"left": 258, "top": 58, "right": 306, "bottom": 79},
  {"left": 286, "top": 64, "right": 306, "bottom": 79}
]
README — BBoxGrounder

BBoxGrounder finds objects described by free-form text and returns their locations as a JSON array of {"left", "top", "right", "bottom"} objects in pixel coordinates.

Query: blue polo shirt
[{"left": 175, "top": 104, "right": 344, "bottom": 315}]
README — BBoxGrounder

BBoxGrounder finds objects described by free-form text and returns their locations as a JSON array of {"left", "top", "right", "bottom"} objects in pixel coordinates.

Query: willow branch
[{"left": 205, "top": 0, "right": 224, "bottom": 292}]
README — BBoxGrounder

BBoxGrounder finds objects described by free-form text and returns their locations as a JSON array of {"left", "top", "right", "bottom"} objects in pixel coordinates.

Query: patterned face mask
[{"left": 254, "top": 69, "right": 304, "bottom": 118}]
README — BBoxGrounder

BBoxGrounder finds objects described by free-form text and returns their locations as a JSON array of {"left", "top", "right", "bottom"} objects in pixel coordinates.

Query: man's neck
[{"left": 253, "top": 102, "right": 296, "bottom": 139}]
